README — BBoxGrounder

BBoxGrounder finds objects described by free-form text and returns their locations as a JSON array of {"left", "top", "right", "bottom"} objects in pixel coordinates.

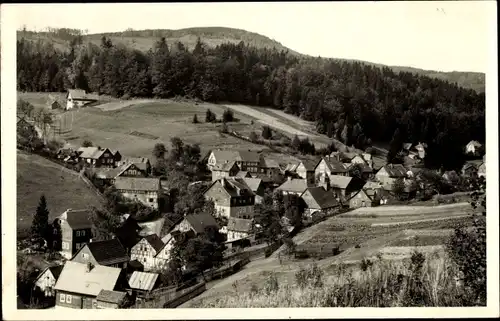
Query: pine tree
[
  {"left": 31, "top": 195, "right": 50, "bottom": 241},
  {"left": 387, "top": 128, "right": 403, "bottom": 163},
  {"left": 192, "top": 114, "right": 199, "bottom": 124},
  {"left": 262, "top": 126, "right": 273, "bottom": 140}
]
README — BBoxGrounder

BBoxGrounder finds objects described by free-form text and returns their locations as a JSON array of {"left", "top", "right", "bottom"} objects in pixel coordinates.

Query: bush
[
  {"left": 192, "top": 114, "right": 199, "bottom": 124},
  {"left": 360, "top": 258, "right": 373, "bottom": 271},
  {"left": 82, "top": 139, "right": 93, "bottom": 147},
  {"left": 264, "top": 272, "right": 279, "bottom": 294},
  {"left": 222, "top": 109, "right": 234, "bottom": 122}
]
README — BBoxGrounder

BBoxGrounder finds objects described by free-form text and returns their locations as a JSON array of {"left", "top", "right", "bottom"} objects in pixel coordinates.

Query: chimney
[
  {"left": 89, "top": 238, "right": 93, "bottom": 243},
  {"left": 86, "top": 262, "right": 94, "bottom": 273},
  {"left": 287, "top": 176, "right": 292, "bottom": 181},
  {"left": 221, "top": 178, "right": 226, "bottom": 187}
]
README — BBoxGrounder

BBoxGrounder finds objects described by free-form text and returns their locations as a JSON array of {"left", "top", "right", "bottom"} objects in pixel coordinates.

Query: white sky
[{"left": 8, "top": 1, "right": 497, "bottom": 73}]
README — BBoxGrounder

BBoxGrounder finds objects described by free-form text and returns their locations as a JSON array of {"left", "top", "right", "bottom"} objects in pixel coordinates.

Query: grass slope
[
  {"left": 17, "top": 150, "right": 103, "bottom": 239},
  {"left": 17, "top": 27, "right": 485, "bottom": 92}
]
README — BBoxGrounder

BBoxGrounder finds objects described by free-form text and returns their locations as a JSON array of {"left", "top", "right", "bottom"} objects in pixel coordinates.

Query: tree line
[{"left": 17, "top": 35, "right": 485, "bottom": 170}]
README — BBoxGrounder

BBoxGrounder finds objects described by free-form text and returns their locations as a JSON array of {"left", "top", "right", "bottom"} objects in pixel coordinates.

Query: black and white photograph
[{"left": 1, "top": 1, "right": 498, "bottom": 319}]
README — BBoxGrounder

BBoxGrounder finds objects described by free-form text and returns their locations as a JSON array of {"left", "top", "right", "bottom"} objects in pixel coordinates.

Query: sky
[{"left": 9, "top": 1, "right": 496, "bottom": 73}]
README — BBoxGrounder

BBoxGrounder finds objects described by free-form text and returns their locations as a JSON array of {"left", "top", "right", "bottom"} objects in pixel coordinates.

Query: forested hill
[
  {"left": 17, "top": 28, "right": 485, "bottom": 92},
  {"left": 17, "top": 29, "right": 485, "bottom": 170}
]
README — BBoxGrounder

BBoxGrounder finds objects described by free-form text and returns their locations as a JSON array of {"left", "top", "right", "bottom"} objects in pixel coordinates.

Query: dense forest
[{"left": 17, "top": 32, "right": 485, "bottom": 170}]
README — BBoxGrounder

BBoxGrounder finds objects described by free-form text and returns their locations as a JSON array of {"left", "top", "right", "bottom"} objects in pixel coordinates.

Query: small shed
[
  {"left": 127, "top": 271, "right": 160, "bottom": 298},
  {"left": 96, "top": 290, "right": 128, "bottom": 309}
]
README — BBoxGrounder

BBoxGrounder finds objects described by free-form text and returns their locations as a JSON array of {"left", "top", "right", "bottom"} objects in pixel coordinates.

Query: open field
[
  {"left": 181, "top": 202, "right": 478, "bottom": 307},
  {"left": 17, "top": 151, "right": 103, "bottom": 239}
]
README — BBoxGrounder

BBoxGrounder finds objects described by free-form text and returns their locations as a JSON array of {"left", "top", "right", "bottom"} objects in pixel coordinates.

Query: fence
[{"left": 162, "top": 282, "right": 207, "bottom": 308}]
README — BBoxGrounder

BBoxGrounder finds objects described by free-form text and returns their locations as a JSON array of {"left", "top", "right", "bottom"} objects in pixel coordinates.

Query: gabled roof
[
  {"left": 184, "top": 213, "right": 219, "bottom": 234},
  {"left": 227, "top": 217, "right": 253, "bottom": 233},
  {"left": 214, "top": 177, "right": 255, "bottom": 197},
  {"left": 84, "top": 238, "right": 130, "bottom": 266},
  {"left": 260, "top": 158, "right": 280, "bottom": 169},
  {"left": 34, "top": 265, "right": 64, "bottom": 283},
  {"left": 77, "top": 147, "right": 106, "bottom": 159},
  {"left": 114, "top": 177, "right": 160, "bottom": 192},
  {"left": 378, "top": 164, "right": 407, "bottom": 178},
  {"left": 241, "top": 177, "right": 263, "bottom": 192},
  {"left": 54, "top": 261, "right": 122, "bottom": 296},
  {"left": 344, "top": 162, "right": 372, "bottom": 173},
  {"left": 467, "top": 140, "right": 482, "bottom": 147},
  {"left": 212, "top": 160, "right": 238, "bottom": 172},
  {"left": 235, "top": 171, "right": 251, "bottom": 178},
  {"left": 348, "top": 189, "right": 373, "bottom": 202},
  {"left": 301, "top": 187, "right": 339, "bottom": 209},
  {"left": 276, "top": 178, "right": 311, "bottom": 194},
  {"left": 328, "top": 175, "right": 353, "bottom": 189},
  {"left": 143, "top": 234, "right": 164, "bottom": 253},
  {"left": 60, "top": 209, "right": 93, "bottom": 230},
  {"left": 322, "top": 157, "right": 348, "bottom": 173},
  {"left": 128, "top": 271, "right": 159, "bottom": 292},
  {"left": 297, "top": 158, "right": 320, "bottom": 171},
  {"left": 211, "top": 149, "right": 262, "bottom": 164},
  {"left": 403, "top": 143, "right": 413, "bottom": 150},
  {"left": 68, "top": 89, "right": 87, "bottom": 99},
  {"left": 94, "top": 164, "right": 130, "bottom": 180},
  {"left": 96, "top": 290, "right": 127, "bottom": 304}
]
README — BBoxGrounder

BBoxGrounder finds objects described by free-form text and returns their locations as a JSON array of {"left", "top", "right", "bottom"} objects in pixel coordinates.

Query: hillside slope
[{"left": 17, "top": 27, "right": 484, "bottom": 92}]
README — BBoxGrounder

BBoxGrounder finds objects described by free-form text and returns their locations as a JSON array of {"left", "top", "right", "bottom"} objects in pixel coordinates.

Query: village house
[
  {"left": 130, "top": 234, "right": 167, "bottom": 271},
  {"left": 17, "top": 116, "right": 44, "bottom": 140},
  {"left": 48, "top": 98, "right": 62, "bottom": 110},
  {"left": 226, "top": 217, "right": 255, "bottom": 242},
  {"left": 465, "top": 140, "right": 484, "bottom": 156},
  {"left": 114, "top": 177, "right": 162, "bottom": 209},
  {"left": 77, "top": 146, "right": 122, "bottom": 168},
  {"left": 276, "top": 177, "right": 313, "bottom": 196},
  {"left": 71, "top": 238, "right": 130, "bottom": 269},
  {"left": 171, "top": 213, "right": 220, "bottom": 235},
  {"left": 95, "top": 289, "right": 128, "bottom": 309},
  {"left": 292, "top": 159, "right": 319, "bottom": 184},
  {"left": 461, "top": 160, "right": 483, "bottom": 177},
  {"left": 54, "top": 261, "right": 127, "bottom": 309},
  {"left": 53, "top": 209, "right": 93, "bottom": 260},
  {"left": 115, "top": 215, "right": 143, "bottom": 254},
  {"left": 363, "top": 181, "right": 392, "bottom": 205},
  {"left": 374, "top": 164, "right": 407, "bottom": 190},
  {"left": 343, "top": 162, "right": 373, "bottom": 180},
  {"left": 300, "top": 187, "right": 340, "bottom": 218},
  {"left": 33, "top": 265, "right": 64, "bottom": 297},
  {"left": 401, "top": 142, "right": 427, "bottom": 160},
  {"left": 242, "top": 177, "right": 265, "bottom": 204},
  {"left": 93, "top": 162, "right": 149, "bottom": 189},
  {"left": 207, "top": 149, "right": 262, "bottom": 173},
  {"left": 204, "top": 177, "right": 255, "bottom": 219},
  {"left": 211, "top": 161, "right": 240, "bottom": 182},
  {"left": 317, "top": 174, "right": 355, "bottom": 199},
  {"left": 330, "top": 151, "right": 373, "bottom": 168},
  {"left": 56, "top": 147, "right": 80, "bottom": 164},
  {"left": 348, "top": 189, "right": 374, "bottom": 209},
  {"left": 117, "top": 157, "right": 152, "bottom": 176},
  {"left": 127, "top": 271, "right": 161, "bottom": 300},
  {"left": 66, "top": 89, "right": 98, "bottom": 110},
  {"left": 259, "top": 157, "right": 281, "bottom": 177},
  {"left": 314, "top": 157, "right": 349, "bottom": 184}
]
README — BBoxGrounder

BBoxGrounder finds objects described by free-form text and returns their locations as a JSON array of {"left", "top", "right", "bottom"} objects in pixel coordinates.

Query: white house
[
  {"left": 66, "top": 89, "right": 98, "bottom": 110},
  {"left": 33, "top": 265, "right": 64, "bottom": 297}
]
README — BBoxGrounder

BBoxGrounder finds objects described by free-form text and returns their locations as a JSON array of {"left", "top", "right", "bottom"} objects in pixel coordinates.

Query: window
[
  {"left": 76, "top": 231, "right": 80, "bottom": 237},
  {"left": 60, "top": 294, "right": 66, "bottom": 302},
  {"left": 149, "top": 198, "right": 154, "bottom": 202},
  {"left": 62, "top": 242, "right": 68, "bottom": 250},
  {"left": 81, "top": 230, "right": 85, "bottom": 236},
  {"left": 66, "top": 294, "right": 72, "bottom": 304},
  {"left": 82, "top": 253, "right": 89, "bottom": 260},
  {"left": 53, "top": 228, "right": 58, "bottom": 235}
]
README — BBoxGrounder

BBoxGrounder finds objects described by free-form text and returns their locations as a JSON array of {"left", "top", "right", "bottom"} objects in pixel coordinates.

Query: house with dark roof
[
  {"left": 461, "top": 161, "right": 481, "bottom": 177},
  {"left": 207, "top": 149, "right": 263, "bottom": 174},
  {"left": 292, "top": 158, "right": 320, "bottom": 184},
  {"left": 53, "top": 209, "right": 93, "bottom": 259},
  {"left": 66, "top": 89, "right": 98, "bottom": 110},
  {"left": 77, "top": 146, "right": 122, "bottom": 168},
  {"left": 300, "top": 187, "right": 340, "bottom": 217},
  {"left": 211, "top": 161, "right": 240, "bottom": 182},
  {"left": 117, "top": 157, "right": 152, "bottom": 176},
  {"left": 259, "top": 157, "right": 281, "bottom": 177},
  {"left": 173, "top": 213, "right": 220, "bottom": 235},
  {"left": 242, "top": 177, "right": 265, "bottom": 204},
  {"left": 276, "top": 177, "right": 313, "bottom": 196},
  {"left": 34, "top": 265, "right": 64, "bottom": 297},
  {"left": 226, "top": 217, "right": 254, "bottom": 242},
  {"left": 130, "top": 234, "right": 166, "bottom": 271},
  {"left": 375, "top": 164, "right": 408, "bottom": 190},
  {"left": 115, "top": 215, "right": 143, "bottom": 254},
  {"left": 314, "top": 157, "right": 349, "bottom": 184},
  {"left": 54, "top": 261, "right": 127, "bottom": 309},
  {"left": 317, "top": 173, "right": 355, "bottom": 199},
  {"left": 71, "top": 238, "right": 130, "bottom": 269},
  {"left": 330, "top": 151, "right": 373, "bottom": 169},
  {"left": 204, "top": 177, "right": 256, "bottom": 219},
  {"left": 114, "top": 177, "right": 162, "bottom": 209}
]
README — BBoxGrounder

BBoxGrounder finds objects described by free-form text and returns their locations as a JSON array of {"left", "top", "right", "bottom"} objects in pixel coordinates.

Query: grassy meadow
[{"left": 17, "top": 151, "right": 103, "bottom": 239}]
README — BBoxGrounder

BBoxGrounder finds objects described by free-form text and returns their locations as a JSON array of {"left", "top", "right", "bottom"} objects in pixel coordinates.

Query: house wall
[
  {"left": 226, "top": 230, "right": 252, "bottom": 242},
  {"left": 56, "top": 291, "right": 85, "bottom": 309},
  {"left": 71, "top": 245, "right": 98, "bottom": 266},
  {"left": 349, "top": 191, "right": 372, "bottom": 209},
  {"left": 478, "top": 164, "right": 486, "bottom": 178},
  {"left": 207, "top": 152, "right": 217, "bottom": 170},
  {"left": 375, "top": 168, "right": 397, "bottom": 189},
  {"left": 204, "top": 182, "right": 230, "bottom": 207},
  {"left": 351, "top": 156, "right": 366, "bottom": 165},
  {"left": 236, "top": 161, "right": 260, "bottom": 173},
  {"left": 118, "top": 190, "right": 158, "bottom": 209},
  {"left": 121, "top": 165, "right": 146, "bottom": 177},
  {"left": 130, "top": 239, "right": 159, "bottom": 271},
  {"left": 211, "top": 170, "right": 231, "bottom": 182},
  {"left": 96, "top": 301, "right": 120, "bottom": 309},
  {"left": 35, "top": 270, "right": 57, "bottom": 297},
  {"left": 155, "top": 241, "right": 174, "bottom": 270}
]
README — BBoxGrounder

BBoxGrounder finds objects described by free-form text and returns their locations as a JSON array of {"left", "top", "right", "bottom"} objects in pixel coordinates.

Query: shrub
[
  {"left": 360, "top": 258, "right": 373, "bottom": 271},
  {"left": 82, "top": 139, "right": 93, "bottom": 147},
  {"left": 249, "top": 131, "right": 259, "bottom": 143},
  {"left": 264, "top": 272, "right": 279, "bottom": 295},
  {"left": 192, "top": 114, "right": 199, "bottom": 124},
  {"left": 222, "top": 109, "right": 234, "bottom": 122}
]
